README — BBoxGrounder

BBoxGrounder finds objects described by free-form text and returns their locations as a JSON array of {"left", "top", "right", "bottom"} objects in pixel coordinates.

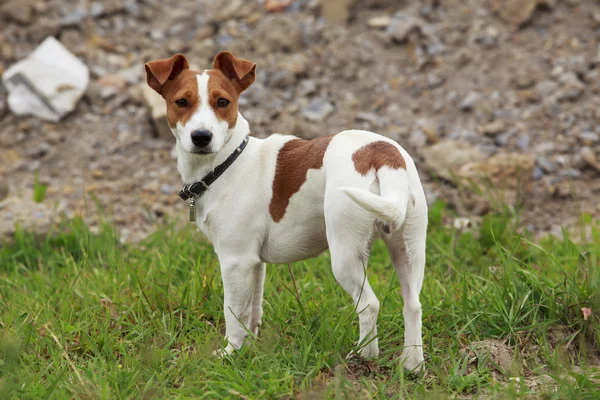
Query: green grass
[{"left": 1, "top": 202, "right": 599, "bottom": 399}]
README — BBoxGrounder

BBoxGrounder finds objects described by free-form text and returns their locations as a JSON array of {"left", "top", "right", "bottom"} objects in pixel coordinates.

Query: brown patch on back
[
  {"left": 207, "top": 70, "right": 241, "bottom": 129},
  {"left": 270, "top": 135, "right": 335, "bottom": 222},
  {"left": 160, "top": 69, "right": 202, "bottom": 128},
  {"left": 352, "top": 141, "right": 406, "bottom": 176}
]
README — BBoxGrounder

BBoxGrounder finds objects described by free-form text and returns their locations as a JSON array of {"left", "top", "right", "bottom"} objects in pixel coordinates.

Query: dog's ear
[
  {"left": 213, "top": 51, "right": 256, "bottom": 93},
  {"left": 145, "top": 54, "right": 189, "bottom": 96}
]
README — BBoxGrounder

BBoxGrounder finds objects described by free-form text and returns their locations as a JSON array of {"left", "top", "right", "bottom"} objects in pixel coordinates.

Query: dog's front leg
[
  {"left": 218, "top": 257, "right": 260, "bottom": 355},
  {"left": 249, "top": 263, "right": 266, "bottom": 335}
]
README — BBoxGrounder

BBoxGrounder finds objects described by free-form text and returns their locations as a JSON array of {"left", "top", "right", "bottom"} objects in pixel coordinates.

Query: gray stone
[
  {"left": 578, "top": 131, "right": 599, "bottom": 144},
  {"left": 301, "top": 99, "right": 335, "bottom": 121},
  {"left": 149, "top": 29, "right": 165, "bottom": 41},
  {"left": 427, "top": 73, "right": 446, "bottom": 89},
  {"left": 533, "top": 167, "right": 544, "bottom": 180},
  {"left": 160, "top": 184, "right": 175, "bottom": 195},
  {"left": 460, "top": 91, "right": 482, "bottom": 111},
  {"left": 556, "top": 72, "right": 584, "bottom": 101},
  {"left": 536, "top": 156, "right": 556, "bottom": 173},
  {"left": 517, "top": 134, "right": 530, "bottom": 151},
  {"left": 560, "top": 169, "right": 582, "bottom": 178},
  {"left": 61, "top": 7, "right": 88, "bottom": 26},
  {"left": 535, "top": 80, "right": 558, "bottom": 97},
  {"left": 387, "top": 13, "right": 423, "bottom": 42},
  {"left": 296, "top": 80, "right": 318, "bottom": 97},
  {"left": 356, "top": 112, "right": 381, "bottom": 124},
  {"left": 474, "top": 26, "right": 500, "bottom": 48}
]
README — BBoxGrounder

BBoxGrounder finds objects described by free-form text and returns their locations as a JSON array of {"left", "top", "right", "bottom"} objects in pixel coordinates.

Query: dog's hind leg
[
  {"left": 383, "top": 207, "right": 427, "bottom": 371},
  {"left": 325, "top": 195, "right": 380, "bottom": 358}
]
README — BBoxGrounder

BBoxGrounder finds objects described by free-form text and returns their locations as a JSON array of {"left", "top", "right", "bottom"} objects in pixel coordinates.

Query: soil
[{"left": 1, "top": 0, "right": 600, "bottom": 242}]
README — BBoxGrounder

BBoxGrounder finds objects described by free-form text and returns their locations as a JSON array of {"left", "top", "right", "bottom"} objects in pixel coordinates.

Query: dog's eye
[
  {"left": 175, "top": 98, "right": 188, "bottom": 107},
  {"left": 217, "top": 98, "right": 230, "bottom": 108}
]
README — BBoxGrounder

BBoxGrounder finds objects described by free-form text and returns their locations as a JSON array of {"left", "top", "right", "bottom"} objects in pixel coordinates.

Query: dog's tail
[{"left": 341, "top": 168, "right": 415, "bottom": 230}]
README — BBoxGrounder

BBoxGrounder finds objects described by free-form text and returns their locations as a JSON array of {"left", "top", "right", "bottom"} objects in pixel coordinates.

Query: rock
[
  {"left": 460, "top": 91, "right": 482, "bottom": 112},
  {"left": 0, "top": 0, "right": 34, "bottom": 25},
  {"left": 579, "top": 131, "right": 599, "bottom": 144},
  {"left": 535, "top": 80, "right": 558, "bottom": 97},
  {"left": 118, "top": 66, "right": 144, "bottom": 85},
  {"left": 88, "top": 73, "right": 128, "bottom": 101},
  {"left": 160, "top": 184, "right": 175, "bottom": 195},
  {"left": 356, "top": 112, "right": 380, "bottom": 124},
  {"left": 368, "top": 16, "right": 391, "bottom": 29},
  {"left": 580, "top": 146, "right": 600, "bottom": 171},
  {"left": 474, "top": 26, "right": 500, "bottom": 49},
  {"left": 140, "top": 83, "right": 171, "bottom": 140},
  {"left": 2, "top": 37, "right": 90, "bottom": 122},
  {"left": 320, "top": 0, "right": 353, "bottom": 24},
  {"left": 427, "top": 73, "right": 446, "bottom": 89},
  {"left": 481, "top": 120, "right": 506, "bottom": 136},
  {"left": 461, "top": 152, "right": 536, "bottom": 189},
  {"left": 416, "top": 118, "right": 439, "bottom": 143},
  {"left": 536, "top": 156, "right": 556, "bottom": 173},
  {"left": 490, "top": 0, "right": 538, "bottom": 27},
  {"left": 387, "top": 13, "right": 423, "bottom": 43},
  {"left": 517, "top": 134, "right": 530, "bottom": 151},
  {"left": 301, "top": 99, "right": 335, "bottom": 121},
  {"left": 279, "top": 54, "right": 309, "bottom": 76},
  {"left": 421, "top": 140, "right": 485, "bottom": 181},
  {"left": 296, "top": 80, "right": 318, "bottom": 97},
  {"left": 556, "top": 73, "right": 584, "bottom": 102},
  {"left": 213, "top": 0, "right": 245, "bottom": 21}
]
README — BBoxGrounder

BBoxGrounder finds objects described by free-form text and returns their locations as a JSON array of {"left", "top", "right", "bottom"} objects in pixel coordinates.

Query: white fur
[{"left": 173, "top": 90, "right": 428, "bottom": 370}]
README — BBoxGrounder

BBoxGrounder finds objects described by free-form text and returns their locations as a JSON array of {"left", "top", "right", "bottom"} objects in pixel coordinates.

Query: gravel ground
[{"left": 1, "top": 0, "right": 600, "bottom": 242}]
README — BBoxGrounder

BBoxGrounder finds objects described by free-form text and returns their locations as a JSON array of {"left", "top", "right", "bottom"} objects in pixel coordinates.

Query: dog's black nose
[{"left": 191, "top": 130, "right": 212, "bottom": 147}]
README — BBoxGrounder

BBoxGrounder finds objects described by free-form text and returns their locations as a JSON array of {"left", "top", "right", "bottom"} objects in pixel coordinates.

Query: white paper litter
[{"left": 1, "top": 36, "right": 90, "bottom": 122}]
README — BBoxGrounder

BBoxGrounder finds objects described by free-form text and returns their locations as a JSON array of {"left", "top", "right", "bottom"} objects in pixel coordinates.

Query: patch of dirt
[{"left": 462, "top": 339, "right": 515, "bottom": 378}]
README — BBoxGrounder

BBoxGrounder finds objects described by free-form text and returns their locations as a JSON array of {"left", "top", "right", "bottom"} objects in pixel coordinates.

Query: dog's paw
[
  {"left": 212, "top": 343, "right": 236, "bottom": 358},
  {"left": 401, "top": 346, "right": 424, "bottom": 372},
  {"left": 358, "top": 344, "right": 379, "bottom": 359}
]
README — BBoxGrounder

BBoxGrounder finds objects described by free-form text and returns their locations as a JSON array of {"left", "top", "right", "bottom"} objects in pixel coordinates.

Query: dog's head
[{"left": 145, "top": 52, "right": 256, "bottom": 155}]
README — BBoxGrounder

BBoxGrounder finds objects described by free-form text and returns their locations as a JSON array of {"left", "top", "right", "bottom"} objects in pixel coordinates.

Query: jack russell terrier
[{"left": 144, "top": 52, "right": 427, "bottom": 371}]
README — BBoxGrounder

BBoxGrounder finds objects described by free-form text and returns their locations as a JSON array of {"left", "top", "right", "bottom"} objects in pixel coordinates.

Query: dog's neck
[{"left": 177, "top": 112, "right": 251, "bottom": 184}]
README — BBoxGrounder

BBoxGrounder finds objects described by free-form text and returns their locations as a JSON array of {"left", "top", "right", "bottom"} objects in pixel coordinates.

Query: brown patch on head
[
  {"left": 352, "top": 141, "right": 406, "bottom": 176},
  {"left": 160, "top": 70, "right": 202, "bottom": 128},
  {"left": 270, "top": 135, "right": 335, "bottom": 222},
  {"left": 206, "top": 70, "right": 241, "bottom": 129}
]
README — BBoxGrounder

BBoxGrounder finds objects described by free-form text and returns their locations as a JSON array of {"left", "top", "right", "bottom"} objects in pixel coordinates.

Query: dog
[{"left": 144, "top": 52, "right": 427, "bottom": 370}]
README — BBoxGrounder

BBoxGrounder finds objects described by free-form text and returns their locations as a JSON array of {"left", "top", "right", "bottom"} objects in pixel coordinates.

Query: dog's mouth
[{"left": 189, "top": 148, "right": 215, "bottom": 155}]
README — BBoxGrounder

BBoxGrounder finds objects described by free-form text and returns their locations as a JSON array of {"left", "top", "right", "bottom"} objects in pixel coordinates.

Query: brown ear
[
  {"left": 145, "top": 54, "right": 189, "bottom": 96},
  {"left": 213, "top": 51, "right": 256, "bottom": 92}
]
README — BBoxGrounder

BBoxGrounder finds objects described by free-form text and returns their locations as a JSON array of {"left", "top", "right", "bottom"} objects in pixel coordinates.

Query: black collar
[{"left": 178, "top": 136, "right": 249, "bottom": 201}]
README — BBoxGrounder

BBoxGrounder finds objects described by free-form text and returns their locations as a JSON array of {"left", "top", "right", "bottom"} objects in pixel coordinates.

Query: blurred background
[{"left": 1, "top": 0, "right": 599, "bottom": 243}]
